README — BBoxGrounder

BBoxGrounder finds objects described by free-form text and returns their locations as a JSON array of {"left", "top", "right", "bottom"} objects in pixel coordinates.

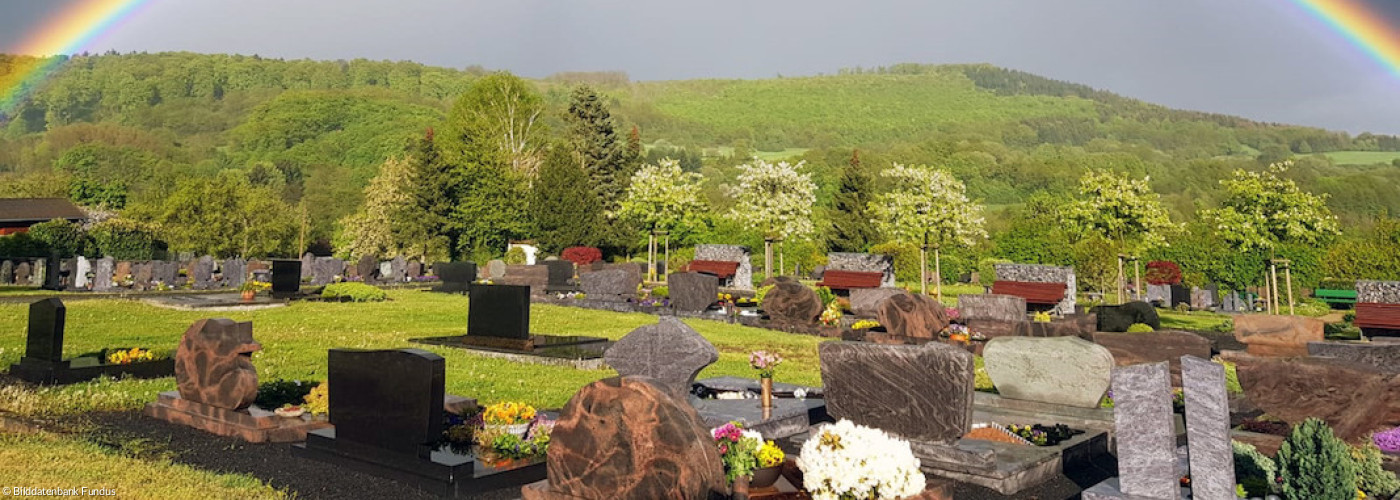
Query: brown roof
[{"left": 0, "top": 198, "right": 87, "bottom": 224}]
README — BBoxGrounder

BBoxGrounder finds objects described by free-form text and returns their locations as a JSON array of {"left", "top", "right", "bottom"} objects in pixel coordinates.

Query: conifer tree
[
  {"left": 532, "top": 145, "right": 605, "bottom": 252},
  {"left": 565, "top": 85, "right": 630, "bottom": 214},
  {"left": 826, "top": 150, "right": 879, "bottom": 253}
]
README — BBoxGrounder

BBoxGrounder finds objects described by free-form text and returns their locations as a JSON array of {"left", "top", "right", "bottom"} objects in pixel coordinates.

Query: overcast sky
[{"left": 2, "top": 0, "right": 1399, "bottom": 134}]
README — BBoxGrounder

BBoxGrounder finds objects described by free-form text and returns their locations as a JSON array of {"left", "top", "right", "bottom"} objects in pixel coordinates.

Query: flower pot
[
  {"left": 241, "top": 290, "right": 255, "bottom": 302},
  {"left": 760, "top": 377, "right": 773, "bottom": 409},
  {"left": 749, "top": 465, "right": 782, "bottom": 489},
  {"left": 487, "top": 423, "right": 530, "bottom": 438}
]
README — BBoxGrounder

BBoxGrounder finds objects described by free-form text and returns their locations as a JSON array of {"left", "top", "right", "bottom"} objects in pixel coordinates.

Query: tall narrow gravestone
[
  {"left": 1181, "top": 356, "right": 1235, "bottom": 500},
  {"left": 10, "top": 298, "right": 175, "bottom": 384},
  {"left": 24, "top": 298, "right": 65, "bottom": 364},
  {"left": 1108, "top": 363, "right": 1179, "bottom": 499}
]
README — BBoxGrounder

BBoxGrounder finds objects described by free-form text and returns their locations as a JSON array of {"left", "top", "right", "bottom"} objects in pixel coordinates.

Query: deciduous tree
[
  {"left": 726, "top": 159, "right": 817, "bottom": 279},
  {"left": 869, "top": 163, "right": 986, "bottom": 297},
  {"left": 618, "top": 159, "right": 708, "bottom": 280}
]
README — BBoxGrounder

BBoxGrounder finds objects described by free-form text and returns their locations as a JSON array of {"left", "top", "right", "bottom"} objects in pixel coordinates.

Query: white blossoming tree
[
  {"left": 1062, "top": 170, "right": 1177, "bottom": 302},
  {"left": 1202, "top": 161, "right": 1339, "bottom": 254},
  {"left": 726, "top": 159, "right": 817, "bottom": 280},
  {"left": 868, "top": 163, "right": 986, "bottom": 298},
  {"left": 617, "top": 159, "right": 708, "bottom": 281}
]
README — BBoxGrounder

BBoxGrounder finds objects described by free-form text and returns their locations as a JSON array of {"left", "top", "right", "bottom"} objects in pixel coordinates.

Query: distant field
[
  {"left": 710, "top": 146, "right": 810, "bottom": 161},
  {"left": 1323, "top": 151, "right": 1400, "bottom": 165}
]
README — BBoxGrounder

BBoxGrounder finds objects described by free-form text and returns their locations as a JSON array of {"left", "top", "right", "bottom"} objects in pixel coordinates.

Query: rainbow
[
  {"left": 1, "top": 0, "right": 152, "bottom": 113},
  {"left": 1289, "top": 0, "right": 1400, "bottom": 77}
]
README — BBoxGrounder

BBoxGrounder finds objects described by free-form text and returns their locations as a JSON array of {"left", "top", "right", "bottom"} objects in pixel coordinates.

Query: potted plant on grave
[
  {"left": 750, "top": 439, "right": 786, "bottom": 488},
  {"left": 796, "top": 419, "right": 925, "bottom": 499},
  {"left": 711, "top": 421, "right": 762, "bottom": 491},
  {"left": 750, "top": 350, "right": 782, "bottom": 409},
  {"left": 302, "top": 382, "right": 329, "bottom": 420},
  {"left": 239, "top": 280, "right": 268, "bottom": 301},
  {"left": 481, "top": 401, "right": 536, "bottom": 437},
  {"left": 462, "top": 412, "right": 553, "bottom": 467},
  {"left": 106, "top": 348, "right": 160, "bottom": 365}
]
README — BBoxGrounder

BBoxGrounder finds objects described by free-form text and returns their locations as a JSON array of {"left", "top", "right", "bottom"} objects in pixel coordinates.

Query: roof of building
[{"left": 0, "top": 198, "right": 88, "bottom": 224}]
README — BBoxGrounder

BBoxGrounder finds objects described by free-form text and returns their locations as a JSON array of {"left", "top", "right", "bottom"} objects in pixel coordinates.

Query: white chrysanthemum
[{"left": 796, "top": 419, "right": 924, "bottom": 500}]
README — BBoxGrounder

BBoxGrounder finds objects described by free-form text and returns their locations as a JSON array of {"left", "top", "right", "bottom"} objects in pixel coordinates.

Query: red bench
[
  {"left": 1355, "top": 302, "right": 1400, "bottom": 330},
  {"left": 991, "top": 281, "right": 1067, "bottom": 305},
  {"left": 684, "top": 260, "right": 740, "bottom": 280},
  {"left": 817, "top": 270, "right": 884, "bottom": 290}
]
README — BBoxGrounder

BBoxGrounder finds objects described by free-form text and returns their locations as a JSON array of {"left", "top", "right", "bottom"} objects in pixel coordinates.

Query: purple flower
[{"left": 1375, "top": 426, "right": 1400, "bottom": 453}]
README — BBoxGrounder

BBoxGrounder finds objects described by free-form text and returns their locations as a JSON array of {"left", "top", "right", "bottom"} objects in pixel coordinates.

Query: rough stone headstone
[
  {"left": 152, "top": 261, "right": 178, "bottom": 288},
  {"left": 92, "top": 257, "right": 115, "bottom": 292},
  {"left": 544, "top": 260, "right": 573, "bottom": 290},
  {"left": 31, "top": 259, "right": 47, "bottom": 287},
  {"left": 1146, "top": 284, "right": 1169, "bottom": 305},
  {"left": 983, "top": 336, "right": 1114, "bottom": 408},
  {"left": 1235, "top": 355, "right": 1400, "bottom": 442},
  {"left": 433, "top": 261, "right": 477, "bottom": 292},
  {"left": 327, "top": 348, "right": 445, "bottom": 458},
  {"left": 113, "top": 261, "right": 131, "bottom": 285},
  {"left": 849, "top": 287, "right": 905, "bottom": 317},
  {"left": 1093, "top": 331, "right": 1212, "bottom": 386},
  {"left": 222, "top": 258, "right": 247, "bottom": 288},
  {"left": 526, "top": 376, "right": 725, "bottom": 500},
  {"left": 378, "top": 261, "right": 393, "bottom": 280},
  {"left": 175, "top": 319, "right": 261, "bottom": 409},
  {"left": 301, "top": 253, "right": 315, "bottom": 279},
  {"left": 1190, "top": 287, "right": 1214, "bottom": 310},
  {"left": 1181, "top": 356, "right": 1235, "bottom": 500},
  {"left": 579, "top": 269, "right": 637, "bottom": 302},
  {"left": 406, "top": 261, "right": 422, "bottom": 279},
  {"left": 994, "top": 263, "right": 1078, "bottom": 316},
  {"left": 356, "top": 255, "right": 377, "bottom": 282},
  {"left": 667, "top": 272, "right": 718, "bottom": 313},
  {"left": 827, "top": 252, "right": 897, "bottom": 288},
  {"left": 14, "top": 261, "right": 31, "bottom": 285},
  {"left": 389, "top": 256, "right": 406, "bottom": 283},
  {"left": 875, "top": 291, "right": 949, "bottom": 339},
  {"left": 310, "top": 257, "right": 342, "bottom": 286},
  {"left": 694, "top": 244, "right": 752, "bottom": 290},
  {"left": 604, "top": 317, "right": 719, "bottom": 401},
  {"left": 23, "top": 298, "right": 65, "bottom": 363},
  {"left": 192, "top": 256, "right": 215, "bottom": 288},
  {"left": 1093, "top": 301, "right": 1160, "bottom": 332},
  {"left": 486, "top": 259, "right": 507, "bottom": 280},
  {"left": 73, "top": 257, "right": 91, "bottom": 289},
  {"left": 1233, "top": 314, "right": 1324, "bottom": 357},
  {"left": 131, "top": 262, "right": 152, "bottom": 291},
  {"left": 763, "top": 282, "right": 822, "bottom": 324},
  {"left": 467, "top": 285, "right": 531, "bottom": 340},
  {"left": 819, "top": 341, "right": 974, "bottom": 444},
  {"left": 270, "top": 259, "right": 302, "bottom": 298},
  {"left": 1307, "top": 341, "right": 1400, "bottom": 373},
  {"left": 1110, "top": 362, "right": 1179, "bottom": 499},
  {"left": 957, "top": 294, "right": 1027, "bottom": 323},
  {"left": 0, "top": 260, "right": 13, "bottom": 285}
]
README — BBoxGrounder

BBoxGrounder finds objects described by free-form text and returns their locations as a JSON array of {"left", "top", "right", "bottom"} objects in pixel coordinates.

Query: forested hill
[{"left": 2, "top": 52, "right": 1400, "bottom": 253}]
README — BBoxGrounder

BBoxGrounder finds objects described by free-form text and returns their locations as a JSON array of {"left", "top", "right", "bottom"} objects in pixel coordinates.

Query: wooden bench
[
  {"left": 1314, "top": 288, "right": 1357, "bottom": 306},
  {"left": 1354, "top": 302, "right": 1400, "bottom": 330},
  {"left": 683, "top": 260, "right": 740, "bottom": 280},
  {"left": 991, "top": 280, "right": 1067, "bottom": 305},
  {"left": 816, "top": 270, "right": 884, "bottom": 290}
]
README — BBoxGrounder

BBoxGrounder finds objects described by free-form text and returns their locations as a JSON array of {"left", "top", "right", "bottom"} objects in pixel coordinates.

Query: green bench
[{"left": 1314, "top": 288, "right": 1357, "bottom": 306}]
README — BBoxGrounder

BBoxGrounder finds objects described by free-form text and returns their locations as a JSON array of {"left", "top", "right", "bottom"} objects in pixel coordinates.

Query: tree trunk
[
  {"left": 664, "top": 234, "right": 670, "bottom": 280},
  {"left": 919, "top": 246, "right": 928, "bottom": 295},
  {"left": 1116, "top": 255, "right": 1124, "bottom": 304},
  {"left": 1133, "top": 258, "right": 1142, "bottom": 301},
  {"left": 647, "top": 232, "right": 656, "bottom": 282},
  {"left": 934, "top": 247, "right": 942, "bottom": 301},
  {"left": 1285, "top": 265, "right": 1295, "bottom": 315},
  {"left": 764, "top": 239, "right": 774, "bottom": 281}
]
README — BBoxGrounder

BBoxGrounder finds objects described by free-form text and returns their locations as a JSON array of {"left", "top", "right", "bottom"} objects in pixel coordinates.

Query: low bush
[
  {"left": 1292, "top": 298, "right": 1331, "bottom": 318},
  {"left": 1352, "top": 441, "right": 1400, "bottom": 499},
  {"left": 1126, "top": 323, "right": 1155, "bottom": 333},
  {"left": 321, "top": 282, "right": 387, "bottom": 302},
  {"left": 504, "top": 247, "right": 528, "bottom": 265},
  {"left": 1278, "top": 418, "right": 1356, "bottom": 500},
  {"left": 255, "top": 379, "right": 318, "bottom": 409},
  {"left": 1233, "top": 440, "right": 1279, "bottom": 497},
  {"left": 561, "top": 246, "right": 602, "bottom": 266},
  {"left": 814, "top": 286, "right": 836, "bottom": 307},
  {"left": 650, "top": 286, "right": 669, "bottom": 298}
]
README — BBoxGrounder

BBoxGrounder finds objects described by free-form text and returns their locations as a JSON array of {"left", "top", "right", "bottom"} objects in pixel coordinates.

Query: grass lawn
[
  {"left": 1157, "top": 309, "right": 1233, "bottom": 332},
  {"left": 0, "top": 289, "right": 833, "bottom": 418},
  {"left": 1322, "top": 150, "right": 1400, "bottom": 166}
]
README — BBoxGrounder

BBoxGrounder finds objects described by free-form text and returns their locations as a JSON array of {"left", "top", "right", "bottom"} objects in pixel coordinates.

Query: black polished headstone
[
  {"left": 270, "top": 259, "right": 302, "bottom": 298},
  {"left": 545, "top": 260, "right": 574, "bottom": 290},
  {"left": 24, "top": 298, "right": 65, "bottom": 362},
  {"left": 467, "top": 285, "right": 530, "bottom": 339},
  {"left": 328, "top": 348, "right": 445, "bottom": 458},
  {"left": 434, "top": 261, "right": 477, "bottom": 293}
]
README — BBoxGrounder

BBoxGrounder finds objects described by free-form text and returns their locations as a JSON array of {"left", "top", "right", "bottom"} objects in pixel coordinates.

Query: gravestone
[
  {"left": 74, "top": 257, "right": 91, "bottom": 289},
  {"left": 1169, "top": 285, "right": 1189, "bottom": 308},
  {"left": 1235, "top": 355, "right": 1400, "bottom": 442},
  {"left": 1234, "top": 314, "right": 1323, "bottom": 357},
  {"left": 222, "top": 258, "right": 247, "bottom": 288},
  {"left": 543, "top": 260, "right": 574, "bottom": 292},
  {"left": 91, "top": 257, "right": 115, "bottom": 292},
  {"left": 113, "top": 261, "right": 131, "bottom": 285},
  {"left": 502, "top": 265, "right": 549, "bottom": 291},
  {"left": 433, "top": 261, "right": 477, "bottom": 292},
  {"left": 1109, "top": 362, "right": 1178, "bottom": 499},
  {"left": 192, "top": 256, "right": 215, "bottom": 289},
  {"left": 328, "top": 348, "right": 445, "bottom": 457},
  {"left": 523, "top": 376, "right": 726, "bottom": 500},
  {"left": 356, "top": 255, "right": 377, "bottom": 282},
  {"left": 983, "top": 336, "right": 1114, "bottom": 408},
  {"left": 827, "top": 252, "right": 896, "bottom": 287},
  {"left": 15, "top": 261, "right": 31, "bottom": 285},
  {"left": 131, "top": 262, "right": 153, "bottom": 291},
  {"left": 820, "top": 341, "right": 973, "bottom": 444},
  {"left": 23, "top": 298, "right": 65, "bottom": 363},
  {"left": 1219, "top": 292, "right": 1244, "bottom": 313},
  {"left": 694, "top": 244, "right": 752, "bottom": 290},
  {"left": 35, "top": 259, "right": 52, "bottom": 288},
  {"left": 1180, "top": 356, "right": 1235, "bottom": 500},
  {"left": 763, "top": 282, "right": 822, "bottom": 324},
  {"left": 1307, "top": 341, "right": 1400, "bottom": 373},
  {"left": 579, "top": 269, "right": 636, "bottom": 302},
  {"left": 311, "top": 257, "right": 342, "bottom": 286},
  {"left": 1146, "top": 284, "right": 1169, "bottom": 305},
  {"left": 875, "top": 292, "right": 949, "bottom": 339},
  {"left": 270, "top": 259, "right": 302, "bottom": 298},
  {"left": 379, "top": 261, "right": 393, "bottom": 280},
  {"left": 849, "top": 287, "right": 905, "bottom": 317},
  {"left": 1093, "top": 301, "right": 1160, "bottom": 332},
  {"left": 301, "top": 253, "right": 315, "bottom": 279},
  {"left": 957, "top": 294, "right": 1027, "bottom": 323},
  {"left": 1190, "top": 287, "right": 1214, "bottom": 310},
  {"left": 0, "top": 260, "right": 12, "bottom": 285},
  {"left": 603, "top": 316, "right": 718, "bottom": 401},
  {"left": 152, "top": 261, "right": 179, "bottom": 288},
  {"left": 407, "top": 261, "right": 422, "bottom": 280},
  {"left": 467, "top": 285, "right": 531, "bottom": 341},
  {"left": 389, "top": 256, "right": 407, "bottom": 282},
  {"left": 175, "top": 319, "right": 261, "bottom": 409},
  {"left": 667, "top": 272, "right": 718, "bottom": 313},
  {"left": 1093, "top": 331, "right": 1212, "bottom": 386},
  {"left": 486, "top": 259, "right": 507, "bottom": 280}
]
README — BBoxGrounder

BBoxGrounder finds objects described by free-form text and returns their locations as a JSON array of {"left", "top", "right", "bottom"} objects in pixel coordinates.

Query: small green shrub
[
  {"left": 1211, "top": 318, "right": 1236, "bottom": 333},
  {"left": 504, "top": 247, "right": 527, "bottom": 265},
  {"left": 321, "top": 282, "right": 387, "bottom": 302},
  {"left": 1126, "top": 323, "right": 1155, "bottom": 333},
  {"left": 1278, "top": 418, "right": 1356, "bottom": 500},
  {"left": 1217, "top": 359, "right": 1243, "bottom": 395},
  {"left": 650, "top": 286, "right": 669, "bottom": 298},
  {"left": 1293, "top": 299, "right": 1331, "bottom": 318},
  {"left": 814, "top": 286, "right": 836, "bottom": 307},
  {"left": 1352, "top": 441, "right": 1400, "bottom": 499},
  {"left": 1174, "top": 302, "right": 1192, "bottom": 314},
  {"left": 755, "top": 285, "right": 776, "bottom": 305},
  {"left": 255, "top": 379, "right": 318, "bottom": 409},
  {"left": 972, "top": 356, "right": 996, "bottom": 393},
  {"left": 1233, "top": 440, "right": 1278, "bottom": 497},
  {"left": 1344, "top": 311, "right": 1357, "bottom": 323}
]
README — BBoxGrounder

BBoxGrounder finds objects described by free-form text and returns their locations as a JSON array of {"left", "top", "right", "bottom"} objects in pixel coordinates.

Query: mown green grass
[
  {"left": 0, "top": 432, "right": 285, "bottom": 499},
  {"left": 1322, "top": 151, "right": 1400, "bottom": 166},
  {"left": 0, "top": 290, "right": 831, "bottom": 417}
]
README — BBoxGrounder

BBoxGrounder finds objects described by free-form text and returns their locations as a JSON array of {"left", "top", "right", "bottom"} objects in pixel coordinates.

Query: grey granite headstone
[
  {"left": 152, "top": 261, "right": 178, "bottom": 287},
  {"left": 192, "top": 256, "right": 215, "bottom": 289},
  {"left": 819, "top": 341, "right": 974, "bottom": 444},
  {"left": 849, "top": 288, "right": 906, "bottom": 317},
  {"left": 957, "top": 293, "right": 1027, "bottom": 323},
  {"left": 301, "top": 252, "right": 315, "bottom": 279},
  {"left": 1111, "top": 362, "right": 1178, "bottom": 499},
  {"left": 92, "top": 257, "right": 115, "bottom": 292},
  {"left": 356, "top": 255, "right": 377, "bottom": 281},
  {"left": 390, "top": 256, "right": 406, "bottom": 282},
  {"left": 14, "top": 261, "right": 30, "bottom": 284},
  {"left": 1307, "top": 341, "right": 1400, "bottom": 373},
  {"left": 309, "top": 257, "right": 338, "bottom": 286},
  {"left": 983, "top": 336, "right": 1113, "bottom": 408},
  {"left": 222, "top": 258, "right": 246, "bottom": 288},
  {"left": 1181, "top": 356, "right": 1234, "bottom": 500},
  {"left": 131, "top": 262, "right": 152, "bottom": 290},
  {"left": 668, "top": 272, "right": 718, "bottom": 313},
  {"left": 486, "top": 259, "right": 507, "bottom": 280},
  {"left": 1146, "top": 284, "right": 1169, "bottom": 305},
  {"left": 827, "top": 252, "right": 896, "bottom": 287},
  {"left": 580, "top": 269, "right": 637, "bottom": 302},
  {"left": 694, "top": 244, "right": 752, "bottom": 290},
  {"left": 544, "top": 260, "right": 574, "bottom": 291},
  {"left": 32, "top": 259, "right": 47, "bottom": 287},
  {"left": 73, "top": 257, "right": 91, "bottom": 289},
  {"left": 604, "top": 316, "right": 718, "bottom": 402},
  {"left": 0, "top": 260, "right": 12, "bottom": 285}
]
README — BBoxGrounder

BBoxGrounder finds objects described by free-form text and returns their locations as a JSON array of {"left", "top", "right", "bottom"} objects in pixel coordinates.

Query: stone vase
[
  {"left": 487, "top": 423, "right": 530, "bottom": 438},
  {"left": 760, "top": 377, "right": 773, "bottom": 409}
]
